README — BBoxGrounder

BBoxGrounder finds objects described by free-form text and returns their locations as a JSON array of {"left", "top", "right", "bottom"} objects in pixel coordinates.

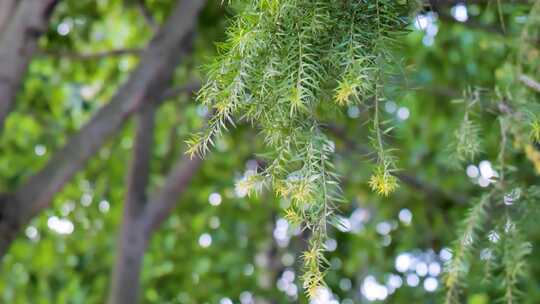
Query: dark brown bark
[
  {"left": 159, "top": 80, "right": 201, "bottom": 101},
  {"left": 0, "top": 0, "right": 60, "bottom": 132},
  {"left": 106, "top": 1, "right": 206, "bottom": 303},
  {"left": 0, "top": 0, "right": 16, "bottom": 33},
  {"left": 0, "top": 0, "right": 204, "bottom": 257},
  {"left": 108, "top": 126, "right": 203, "bottom": 304},
  {"left": 125, "top": 105, "right": 156, "bottom": 218},
  {"left": 108, "top": 105, "right": 156, "bottom": 304},
  {"left": 108, "top": 104, "right": 201, "bottom": 304},
  {"left": 108, "top": 112, "right": 203, "bottom": 304},
  {"left": 107, "top": 220, "right": 148, "bottom": 304},
  {"left": 0, "top": 193, "right": 19, "bottom": 257}
]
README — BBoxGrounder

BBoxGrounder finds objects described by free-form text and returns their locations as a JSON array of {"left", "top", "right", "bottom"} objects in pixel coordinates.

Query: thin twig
[
  {"left": 327, "top": 124, "right": 467, "bottom": 205},
  {"left": 137, "top": 0, "right": 158, "bottom": 31},
  {"left": 437, "top": 11, "right": 506, "bottom": 36},
  {"left": 159, "top": 80, "right": 201, "bottom": 101},
  {"left": 38, "top": 48, "right": 142, "bottom": 60},
  {"left": 519, "top": 74, "right": 540, "bottom": 93},
  {"left": 143, "top": 155, "right": 203, "bottom": 233}
]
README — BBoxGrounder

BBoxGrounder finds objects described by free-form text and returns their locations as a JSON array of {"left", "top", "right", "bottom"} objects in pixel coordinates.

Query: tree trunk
[
  {"left": 0, "top": 193, "right": 20, "bottom": 257},
  {"left": 107, "top": 216, "right": 149, "bottom": 304},
  {"left": 107, "top": 93, "right": 203, "bottom": 303},
  {"left": 0, "top": 0, "right": 16, "bottom": 33},
  {"left": 0, "top": 0, "right": 59, "bottom": 132},
  {"left": 108, "top": 101, "right": 156, "bottom": 304},
  {"left": 0, "top": 0, "right": 203, "bottom": 257}
]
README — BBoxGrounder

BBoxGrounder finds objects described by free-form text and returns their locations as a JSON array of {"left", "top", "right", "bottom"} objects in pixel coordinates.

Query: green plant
[{"left": 188, "top": 0, "right": 410, "bottom": 297}]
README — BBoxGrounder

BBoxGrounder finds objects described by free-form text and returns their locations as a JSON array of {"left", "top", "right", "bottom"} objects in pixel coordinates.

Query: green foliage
[
  {"left": 2, "top": 0, "right": 540, "bottom": 303},
  {"left": 444, "top": 193, "right": 491, "bottom": 304},
  {"left": 188, "top": 0, "right": 410, "bottom": 296},
  {"left": 452, "top": 89, "right": 483, "bottom": 163},
  {"left": 444, "top": 185, "right": 538, "bottom": 304},
  {"left": 441, "top": 2, "right": 540, "bottom": 302},
  {"left": 499, "top": 225, "right": 531, "bottom": 304}
]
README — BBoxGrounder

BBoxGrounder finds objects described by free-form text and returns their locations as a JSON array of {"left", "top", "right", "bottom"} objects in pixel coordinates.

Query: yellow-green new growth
[
  {"left": 369, "top": 165, "right": 399, "bottom": 196},
  {"left": 188, "top": 0, "right": 409, "bottom": 298},
  {"left": 530, "top": 120, "right": 540, "bottom": 142}
]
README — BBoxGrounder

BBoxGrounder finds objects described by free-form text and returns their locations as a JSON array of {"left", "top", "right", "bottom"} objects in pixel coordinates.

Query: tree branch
[
  {"left": 143, "top": 155, "right": 203, "bottom": 233},
  {"left": 38, "top": 48, "right": 142, "bottom": 60},
  {"left": 108, "top": 2, "right": 205, "bottom": 300},
  {"left": 126, "top": 105, "right": 156, "bottom": 217},
  {"left": 519, "top": 74, "right": 540, "bottom": 93},
  {"left": 0, "top": 193, "right": 18, "bottom": 256},
  {"left": 0, "top": 0, "right": 16, "bottom": 33},
  {"left": 425, "top": 0, "right": 534, "bottom": 36},
  {"left": 107, "top": 103, "right": 156, "bottom": 304},
  {"left": 428, "top": 0, "right": 531, "bottom": 6},
  {"left": 0, "top": 0, "right": 205, "bottom": 255},
  {"left": 140, "top": 106, "right": 209, "bottom": 233},
  {"left": 160, "top": 80, "right": 201, "bottom": 101},
  {"left": 15, "top": 0, "right": 203, "bottom": 216},
  {"left": 0, "top": 0, "right": 60, "bottom": 133},
  {"left": 437, "top": 11, "right": 506, "bottom": 35},
  {"left": 137, "top": 0, "right": 158, "bottom": 32}
]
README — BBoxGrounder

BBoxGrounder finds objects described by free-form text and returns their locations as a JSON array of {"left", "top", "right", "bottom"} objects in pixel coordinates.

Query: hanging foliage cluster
[{"left": 187, "top": 0, "right": 410, "bottom": 297}]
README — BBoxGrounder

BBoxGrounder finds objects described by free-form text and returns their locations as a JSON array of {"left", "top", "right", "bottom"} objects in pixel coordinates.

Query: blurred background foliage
[{"left": 0, "top": 0, "right": 539, "bottom": 303}]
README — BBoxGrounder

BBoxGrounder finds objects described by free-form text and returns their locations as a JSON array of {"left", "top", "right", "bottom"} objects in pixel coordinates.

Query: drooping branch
[
  {"left": 0, "top": 0, "right": 205, "bottom": 257},
  {"left": 0, "top": 0, "right": 60, "bottom": 133}
]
